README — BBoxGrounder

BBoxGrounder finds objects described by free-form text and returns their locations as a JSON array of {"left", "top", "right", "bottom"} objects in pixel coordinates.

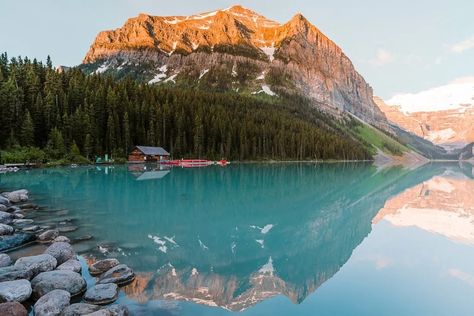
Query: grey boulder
[
  {"left": 98, "top": 264, "right": 135, "bottom": 286},
  {"left": 84, "top": 283, "right": 118, "bottom": 305},
  {"left": 89, "top": 258, "right": 119, "bottom": 276},
  {"left": 45, "top": 242, "right": 75, "bottom": 265},
  {"left": 0, "top": 205, "right": 6, "bottom": 212},
  {"left": 61, "top": 303, "right": 101, "bottom": 316},
  {"left": 0, "top": 265, "right": 34, "bottom": 282},
  {"left": 0, "top": 253, "right": 12, "bottom": 267},
  {"left": 0, "top": 211, "right": 14, "bottom": 225},
  {"left": 31, "top": 270, "right": 86, "bottom": 298},
  {"left": 57, "top": 259, "right": 82, "bottom": 273},
  {"left": 38, "top": 229, "right": 59, "bottom": 241},
  {"left": 34, "top": 289, "right": 70, "bottom": 316},
  {"left": 2, "top": 190, "right": 28, "bottom": 203},
  {"left": 15, "top": 254, "right": 57, "bottom": 276},
  {"left": 0, "top": 196, "right": 10, "bottom": 206},
  {"left": 0, "top": 302, "right": 27, "bottom": 316},
  {"left": 0, "top": 224, "right": 14, "bottom": 236},
  {"left": 0, "top": 279, "right": 32, "bottom": 302}
]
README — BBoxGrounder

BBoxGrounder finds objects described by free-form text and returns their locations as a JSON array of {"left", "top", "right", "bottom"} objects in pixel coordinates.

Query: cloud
[
  {"left": 451, "top": 35, "right": 474, "bottom": 53},
  {"left": 386, "top": 77, "right": 474, "bottom": 113},
  {"left": 369, "top": 48, "right": 395, "bottom": 66}
]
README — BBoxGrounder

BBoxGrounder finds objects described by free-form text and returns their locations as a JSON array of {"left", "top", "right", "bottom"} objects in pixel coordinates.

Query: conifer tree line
[{"left": 0, "top": 53, "right": 371, "bottom": 161}]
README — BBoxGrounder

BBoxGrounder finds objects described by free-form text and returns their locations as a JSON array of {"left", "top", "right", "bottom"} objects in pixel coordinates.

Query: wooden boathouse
[{"left": 128, "top": 146, "right": 170, "bottom": 163}]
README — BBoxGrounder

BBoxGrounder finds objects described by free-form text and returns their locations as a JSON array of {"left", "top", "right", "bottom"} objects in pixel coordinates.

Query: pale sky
[{"left": 1, "top": 0, "right": 473, "bottom": 98}]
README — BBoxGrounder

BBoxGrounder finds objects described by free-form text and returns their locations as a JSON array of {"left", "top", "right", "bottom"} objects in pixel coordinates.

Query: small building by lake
[{"left": 128, "top": 146, "right": 170, "bottom": 163}]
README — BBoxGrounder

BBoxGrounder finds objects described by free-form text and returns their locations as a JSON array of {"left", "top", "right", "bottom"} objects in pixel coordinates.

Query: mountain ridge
[{"left": 81, "top": 5, "right": 389, "bottom": 131}]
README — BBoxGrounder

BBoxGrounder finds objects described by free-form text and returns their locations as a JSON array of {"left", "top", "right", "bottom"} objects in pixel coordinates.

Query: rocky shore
[{"left": 0, "top": 189, "right": 135, "bottom": 315}]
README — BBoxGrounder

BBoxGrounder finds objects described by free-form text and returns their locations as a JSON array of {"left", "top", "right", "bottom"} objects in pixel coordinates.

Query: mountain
[
  {"left": 374, "top": 78, "right": 474, "bottom": 151},
  {"left": 81, "top": 5, "right": 389, "bottom": 131}
]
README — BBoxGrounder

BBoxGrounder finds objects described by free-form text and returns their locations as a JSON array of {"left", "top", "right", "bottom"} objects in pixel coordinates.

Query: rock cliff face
[{"left": 82, "top": 5, "right": 388, "bottom": 130}]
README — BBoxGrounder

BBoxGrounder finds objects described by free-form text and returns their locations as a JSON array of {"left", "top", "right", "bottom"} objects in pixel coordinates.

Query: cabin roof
[{"left": 134, "top": 146, "right": 170, "bottom": 156}]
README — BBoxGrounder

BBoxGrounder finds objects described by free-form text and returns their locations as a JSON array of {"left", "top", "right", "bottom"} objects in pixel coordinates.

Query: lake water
[{"left": 1, "top": 162, "right": 474, "bottom": 316}]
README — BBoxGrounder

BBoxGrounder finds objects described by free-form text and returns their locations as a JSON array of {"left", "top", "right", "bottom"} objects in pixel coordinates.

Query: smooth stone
[
  {"left": 56, "top": 259, "right": 81, "bottom": 273},
  {"left": 31, "top": 270, "right": 86, "bottom": 298},
  {"left": 38, "top": 229, "right": 59, "bottom": 241},
  {"left": 0, "top": 233, "right": 35, "bottom": 252},
  {"left": 0, "top": 302, "right": 27, "bottom": 316},
  {"left": 88, "top": 258, "right": 119, "bottom": 276},
  {"left": 73, "top": 235, "right": 93, "bottom": 242},
  {"left": 2, "top": 190, "right": 28, "bottom": 203},
  {"left": 0, "top": 211, "right": 14, "bottom": 225},
  {"left": 0, "top": 254, "right": 12, "bottom": 267},
  {"left": 18, "top": 203, "right": 37, "bottom": 210},
  {"left": 12, "top": 219, "right": 34, "bottom": 226},
  {"left": 34, "top": 289, "right": 70, "bottom": 316},
  {"left": 83, "top": 283, "right": 118, "bottom": 305},
  {"left": 0, "top": 266, "right": 34, "bottom": 282},
  {"left": 0, "top": 279, "right": 32, "bottom": 303},
  {"left": 13, "top": 213, "right": 25, "bottom": 219},
  {"left": 0, "top": 196, "right": 10, "bottom": 206},
  {"left": 15, "top": 254, "right": 57, "bottom": 276},
  {"left": 45, "top": 242, "right": 75, "bottom": 265},
  {"left": 54, "top": 236, "right": 71, "bottom": 243},
  {"left": 85, "top": 305, "right": 129, "bottom": 316},
  {"left": 0, "top": 205, "right": 6, "bottom": 212},
  {"left": 7, "top": 206, "right": 21, "bottom": 213},
  {"left": 58, "top": 226, "right": 78, "bottom": 233},
  {"left": 97, "top": 264, "right": 135, "bottom": 286},
  {"left": 22, "top": 225, "right": 40, "bottom": 232},
  {"left": 0, "top": 224, "right": 14, "bottom": 236},
  {"left": 61, "top": 303, "right": 101, "bottom": 316}
]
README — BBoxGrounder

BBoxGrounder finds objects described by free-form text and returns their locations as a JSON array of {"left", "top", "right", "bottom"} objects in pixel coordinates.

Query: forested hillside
[{"left": 0, "top": 53, "right": 372, "bottom": 162}]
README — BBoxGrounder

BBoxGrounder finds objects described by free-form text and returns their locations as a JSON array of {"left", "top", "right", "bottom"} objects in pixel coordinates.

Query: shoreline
[{"left": 0, "top": 188, "right": 134, "bottom": 315}]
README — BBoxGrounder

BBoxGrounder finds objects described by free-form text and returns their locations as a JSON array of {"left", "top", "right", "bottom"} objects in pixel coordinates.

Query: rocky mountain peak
[{"left": 82, "top": 5, "right": 389, "bottom": 131}]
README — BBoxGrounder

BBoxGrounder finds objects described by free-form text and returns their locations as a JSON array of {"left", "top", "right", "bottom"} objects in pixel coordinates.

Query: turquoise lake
[{"left": 1, "top": 162, "right": 474, "bottom": 315}]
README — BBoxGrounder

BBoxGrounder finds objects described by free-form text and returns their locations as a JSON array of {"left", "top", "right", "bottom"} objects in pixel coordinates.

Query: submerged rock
[
  {"left": 0, "top": 279, "right": 32, "bottom": 302},
  {"left": 0, "top": 205, "right": 6, "bottom": 212},
  {"left": 0, "top": 211, "right": 14, "bottom": 225},
  {"left": 14, "top": 254, "right": 57, "bottom": 276},
  {"left": 12, "top": 219, "right": 34, "bottom": 226},
  {"left": 83, "top": 283, "right": 118, "bottom": 305},
  {"left": 89, "top": 258, "right": 119, "bottom": 276},
  {"left": 98, "top": 264, "right": 135, "bottom": 286},
  {"left": 0, "top": 233, "right": 35, "bottom": 252},
  {"left": 0, "top": 254, "right": 12, "bottom": 267},
  {"left": 105, "top": 304, "right": 129, "bottom": 316},
  {"left": 61, "top": 302, "right": 101, "bottom": 316},
  {"left": 56, "top": 259, "right": 81, "bottom": 273},
  {"left": 22, "top": 225, "right": 40, "bottom": 232},
  {"left": 54, "top": 236, "right": 71, "bottom": 243},
  {"left": 58, "top": 226, "right": 77, "bottom": 233},
  {"left": 0, "top": 302, "right": 27, "bottom": 316},
  {"left": 38, "top": 229, "right": 59, "bottom": 242},
  {"left": 0, "top": 224, "right": 14, "bottom": 236},
  {"left": 45, "top": 242, "right": 75, "bottom": 265},
  {"left": 31, "top": 270, "right": 86, "bottom": 298},
  {"left": 34, "top": 289, "right": 70, "bottom": 316},
  {"left": 0, "top": 266, "right": 34, "bottom": 282},
  {"left": 2, "top": 190, "right": 28, "bottom": 203}
]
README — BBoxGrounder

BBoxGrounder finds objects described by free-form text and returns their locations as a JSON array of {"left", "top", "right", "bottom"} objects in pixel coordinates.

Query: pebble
[
  {"left": 37, "top": 229, "right": 59, "bottom": 242},
  {"left": 57, "top": 259, "right": 82, "bottom": 273},
  {"left": 45, "top": 242, "right": 75, "bottom": 265},
  {"left": 14, "top": 254, "right": 57, "bottom": 277},
  {"left": 0, "top": 279, "right": 32, "bottom": 303},
  {"left": 61, "top": 303, "right": 101, "bottom": 316},
  {"left": 0, "top": 224, "right": 14, "bottom": 236},
  {"left": 84, "top": 283, "right": 118, "bottom": 305},
  {"left": 98, "top": 264, "right": 135, "bottom": 286},
  {"left": 89, "top": 258, "right": 119, "bottom": 276},
  {"left": 0, "top": 254, "right": 12, "bottom": 267},
  {"left": 31, "top": 270, "right": 86, "bottom": 298},
  {"left": 0, "top": 302, "right": 28, "bottom": 316}
]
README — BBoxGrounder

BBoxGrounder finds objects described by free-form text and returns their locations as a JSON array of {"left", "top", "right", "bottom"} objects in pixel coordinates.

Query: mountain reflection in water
[{"left": 1, "top": 162, "right": 473, "bottom": 315}]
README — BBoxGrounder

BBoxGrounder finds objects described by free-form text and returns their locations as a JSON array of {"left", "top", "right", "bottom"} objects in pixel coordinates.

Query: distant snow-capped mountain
[{"left": 375, "top": 78, "right": 474, "bottom": 150}]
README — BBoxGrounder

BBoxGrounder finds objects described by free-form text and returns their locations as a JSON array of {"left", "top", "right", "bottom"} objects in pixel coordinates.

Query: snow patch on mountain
[{"left": 386, "top": 77, "right": 474, "bottom": 113}]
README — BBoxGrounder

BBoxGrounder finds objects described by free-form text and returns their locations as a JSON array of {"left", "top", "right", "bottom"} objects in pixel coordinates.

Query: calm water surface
[{"left": 1, "top": 162, "right": 474, "bottom": 316}]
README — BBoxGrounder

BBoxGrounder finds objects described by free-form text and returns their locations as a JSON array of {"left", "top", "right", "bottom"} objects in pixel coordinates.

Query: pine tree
[{"left": 20, "top": 110, "right": 35, "bottom": 146}]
